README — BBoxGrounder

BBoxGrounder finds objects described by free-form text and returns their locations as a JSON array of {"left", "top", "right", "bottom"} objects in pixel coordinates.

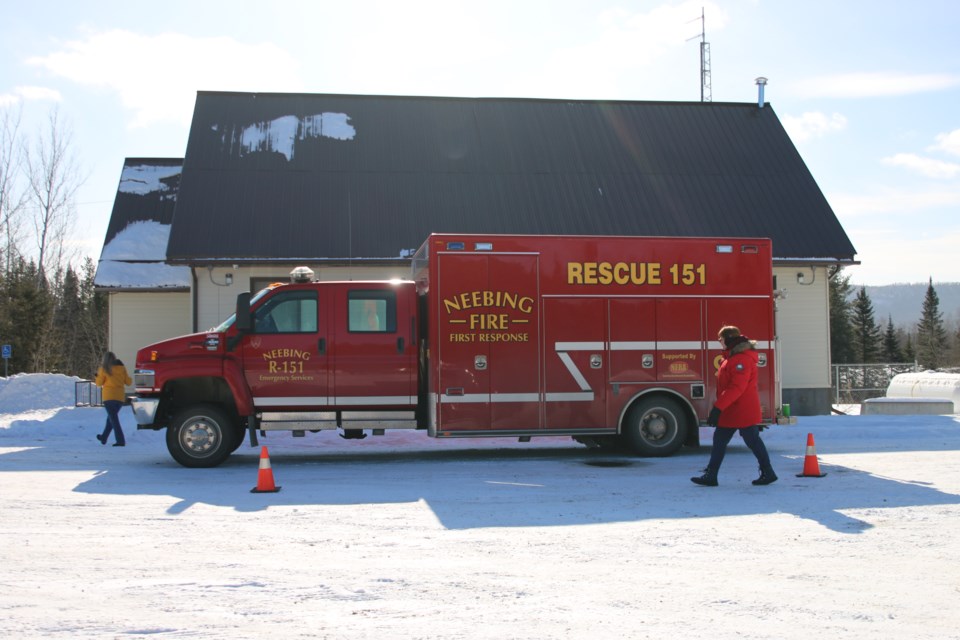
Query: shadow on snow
[{"left": 3, "top": 409, "right": 960, "bottom": 533}]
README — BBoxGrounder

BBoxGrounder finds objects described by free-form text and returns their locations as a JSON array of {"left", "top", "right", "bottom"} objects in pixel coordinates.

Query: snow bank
[{"left": 0, "top": 373, "right": 81, "bottom": 415}]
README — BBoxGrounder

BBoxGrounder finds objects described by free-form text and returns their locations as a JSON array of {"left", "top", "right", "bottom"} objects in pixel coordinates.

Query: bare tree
[
  {"left": 24, "top": 107, "right": 84, "bottom": 282},
  {"left": 0, "top": 104, "right": 27, "bottom": 274}
]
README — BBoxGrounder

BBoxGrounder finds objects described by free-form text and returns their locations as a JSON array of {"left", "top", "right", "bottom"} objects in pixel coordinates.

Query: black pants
[{"left": 707, "top": 425, "right": 772, "bottom": 472}]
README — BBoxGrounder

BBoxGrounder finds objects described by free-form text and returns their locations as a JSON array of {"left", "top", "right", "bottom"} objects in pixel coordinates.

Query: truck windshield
[{"left": 211, "top": 288, "right": 272, "bottom": 332}]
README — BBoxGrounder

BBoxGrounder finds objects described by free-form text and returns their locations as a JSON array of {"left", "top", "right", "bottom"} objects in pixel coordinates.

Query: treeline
[
  {"left": 829, "top": 266, "right": 957, "bottom": 369},
  {"left": 0, "top": 257, "right": 107, "bottom": 377},
  {"left": 2, "top": 105, "right": 106, "bottom": 377}
]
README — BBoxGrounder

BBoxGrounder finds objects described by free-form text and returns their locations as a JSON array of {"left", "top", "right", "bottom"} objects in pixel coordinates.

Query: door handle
[
  {"left": 318, "top": 338, "right": 326, "bottom": 355},
  {"left": 397, "top": 337, "right": 405, "bottom": 353}
]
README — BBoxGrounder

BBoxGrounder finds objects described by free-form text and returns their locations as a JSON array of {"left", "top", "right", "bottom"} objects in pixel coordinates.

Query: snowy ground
[{"left": 2, "top": 374, "right": 959, "bottom": 640}]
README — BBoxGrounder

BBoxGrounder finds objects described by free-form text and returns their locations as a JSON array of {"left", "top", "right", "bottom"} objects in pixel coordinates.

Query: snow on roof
[
  {"left": 119, "top": 163, "right": 182, "bottom": 197},
  {"left": 214, "top": 112, "right": 356, "bottom": 161},
  {"left": 94, "top": 260, "right": 190, "bottom": 289},
  {"left": 95, "top": 220, "right": 190, "bottom": 289},
  {"left": 100, "top": 220, "right": 171, "bottom": 261}
]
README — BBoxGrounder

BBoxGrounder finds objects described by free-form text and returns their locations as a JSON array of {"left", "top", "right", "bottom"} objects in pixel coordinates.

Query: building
[
  {"left": 97, "top": 92, "right": 858, "bottom": 414},
  {"left": 93, "top": 158, "right": 191, "bottom": 366}
]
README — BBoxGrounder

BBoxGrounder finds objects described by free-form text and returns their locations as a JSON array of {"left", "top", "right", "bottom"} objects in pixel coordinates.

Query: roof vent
[
  {"left": 290, "top": 266, "right": 315, "bottom": 283},
  {"left": 755, "top": 77, "right": 768, "bottom": 108}
]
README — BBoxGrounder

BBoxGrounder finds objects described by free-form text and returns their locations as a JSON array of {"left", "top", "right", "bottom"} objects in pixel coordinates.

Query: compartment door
[
  {"left": 436, "top": 253, "right": 541, "bottom": 432},
  {"left": 543, "top": 298, "right": 608, "bottom": 430}
]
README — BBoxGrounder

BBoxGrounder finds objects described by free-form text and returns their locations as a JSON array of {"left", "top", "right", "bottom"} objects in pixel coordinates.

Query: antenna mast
[{"left": 687, "top": 7, "right": 712, "bottom": 102}]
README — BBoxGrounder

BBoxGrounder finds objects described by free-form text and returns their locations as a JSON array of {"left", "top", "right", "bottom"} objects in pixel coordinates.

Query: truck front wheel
[
  {"left": 167, "top": 405, "right": 237, "bottom": 468},
  {"left": 622, "top": 396, "right": 687, "bottom": 457}
]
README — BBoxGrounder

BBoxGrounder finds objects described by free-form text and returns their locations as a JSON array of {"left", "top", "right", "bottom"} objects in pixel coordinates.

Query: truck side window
[
  {"left": 348, "top": 290, "right": 396, "bottom": 333},
  {"left": 254, "top": 290, "right": 318, "bottom": 334}
]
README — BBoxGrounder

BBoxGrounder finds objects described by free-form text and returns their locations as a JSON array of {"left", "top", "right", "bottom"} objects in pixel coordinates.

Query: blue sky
[{"left": 2, "top": 0, "right": 958, "bottom": 286}]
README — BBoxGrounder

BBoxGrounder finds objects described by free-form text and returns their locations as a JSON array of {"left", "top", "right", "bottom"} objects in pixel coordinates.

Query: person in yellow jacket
[{"left": 94, "top": 351, "right": 131, "bottom": 446}]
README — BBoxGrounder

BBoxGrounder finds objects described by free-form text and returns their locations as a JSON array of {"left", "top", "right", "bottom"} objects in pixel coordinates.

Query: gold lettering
[
  {"left": 649, "top": 263, "right": 661, "bottom": 285},
  {"left": 598, "top": 262, "right": 613, "bottom": 285},
  {"left": 614, "top": 263, "right": 630, "bottom": 285},
  {"left": 568, "top": 262, "right": 583, "bottom": 284},
  {"left": 583, "top": 262, "right": 598, "bottom": 284}
]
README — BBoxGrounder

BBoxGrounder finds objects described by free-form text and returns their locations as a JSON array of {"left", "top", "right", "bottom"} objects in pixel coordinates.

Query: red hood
[{"left": 135, "top": 330, "right": 227, "bottom": 369}]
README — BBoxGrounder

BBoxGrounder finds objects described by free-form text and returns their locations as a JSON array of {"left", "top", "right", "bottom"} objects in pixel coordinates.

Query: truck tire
[
  {"left": 166, "top": 405, "right": 238, "bottom": 468},
  {"left": 622, "top": 396, "right": 687, "bottom": 457}
]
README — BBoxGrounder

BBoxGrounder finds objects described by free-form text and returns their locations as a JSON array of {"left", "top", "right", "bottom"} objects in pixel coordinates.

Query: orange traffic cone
[
  {"left": 251, "top": 446, "right": 281, "bottom": 493},
  {"left": 796, "top": 432, "right": 827, "bottom": 478}
]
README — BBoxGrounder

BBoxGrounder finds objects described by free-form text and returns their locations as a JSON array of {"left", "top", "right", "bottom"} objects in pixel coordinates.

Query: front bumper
[{"left": 130, "top": 397, "right": 160, "bottom": 426}]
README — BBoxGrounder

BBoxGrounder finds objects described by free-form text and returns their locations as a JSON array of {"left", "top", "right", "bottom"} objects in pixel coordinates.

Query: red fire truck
[{"left": 131, "top": 234, "right": 784, "bottom": 467}]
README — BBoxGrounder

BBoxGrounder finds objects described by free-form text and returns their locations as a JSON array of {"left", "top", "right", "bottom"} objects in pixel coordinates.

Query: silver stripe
[
  {"left": 440, "top": 392, "right": 594, "bottom": 403},
  {"left": 255, "top": 396, "right": 329, "bottom": 406},
  {"left": 658, "top": 341, "right": 704, "bottom": 350},
  {"left": 545, "top": 392, "right": 595, "bottom": 402},
  {"left": 555, "top": 341, "right": 604, "bottom": 351},
  {"left": 255, "top": 395, "right": 415, "bottom": 407},
  {"left": 441, "top": 393, "right": 540, "bottom": 403},
  {"left": 557, "top": 351, "right": 592, "bottom": 391},
  {"left": 561, "top": 340, "right": 713, "bottom": 351},
  {"left": 609, "top": 341, "right": 655, "bottom": 350}
]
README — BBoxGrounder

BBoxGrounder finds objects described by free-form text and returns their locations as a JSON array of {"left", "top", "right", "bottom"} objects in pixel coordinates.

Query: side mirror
[{"left": 235, "top": 292, "right": 252, "bottom": 332}]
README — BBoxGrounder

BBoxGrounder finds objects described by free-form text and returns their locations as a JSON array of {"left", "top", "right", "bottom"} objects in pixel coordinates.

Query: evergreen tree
[
  {"left": 954, "top": 324, "right": 960, "bottom": 368},
  {"left": 904, "top": 334, "right": 916, "bottom": 363},
  {"left": 828, "top": 265, "right": 855, "bottom": 363},
  {"left": 916, "top": 278, "right": 948, "bottom": 369},
  {"left": 3, "top": 258, "right": 53, "bottom": 374},
  {"left": 30, "top": 267, "right": 61, "bottom": 372},
  {"left": 55, "top": 264, "right": 85, "bottom": 375},
  {"left": 77, "top": 257, "right": 107, "bottom": 375},
  {"left": 881, "top": 315, "right": 904, "bottom": 362},
  {"left": 850, "top": 287, "right": 881, "bottom": 363}
]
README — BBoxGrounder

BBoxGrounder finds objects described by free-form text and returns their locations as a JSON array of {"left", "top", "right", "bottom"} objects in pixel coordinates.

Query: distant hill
[{"left": 853, "top": 282, "right": 960, "bottom": 328}]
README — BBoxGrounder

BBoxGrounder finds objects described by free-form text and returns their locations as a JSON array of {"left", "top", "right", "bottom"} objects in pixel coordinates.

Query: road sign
[{"left": 1, "top": 344, "right": 10, "bottom": 359}]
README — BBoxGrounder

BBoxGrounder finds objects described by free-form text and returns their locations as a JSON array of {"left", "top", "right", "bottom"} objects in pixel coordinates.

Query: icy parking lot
[{"left": 2, "top": 374, "right": 960, "bottom": 639}]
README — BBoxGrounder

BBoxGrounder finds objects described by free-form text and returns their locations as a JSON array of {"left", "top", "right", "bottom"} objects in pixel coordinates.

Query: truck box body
[
  {"left": 417, "top": 234, "right": 777, "bottom": 436},
  {"left": 132, "top": 234, "right": 780, "bottom": 467}
]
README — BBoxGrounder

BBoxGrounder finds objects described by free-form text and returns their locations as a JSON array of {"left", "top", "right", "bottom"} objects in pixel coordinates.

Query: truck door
[
  {"left": 331, "top": 284, "right": 417, "bottom": 408},
  {"left": 543, "top": 298, "right": 607, "bottom": 430},
  {"left": 436, "top": 252, "right": 541, "bottom": 432},
  {"left": 241, "top": 287, "right": 328, "bottom": 409}
]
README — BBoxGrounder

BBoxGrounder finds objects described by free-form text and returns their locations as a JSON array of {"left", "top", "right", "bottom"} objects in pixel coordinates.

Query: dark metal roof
[
  {"left": 95, "top": 158, "right": 190, "bottom": 290},
  {"left": 166, "top": 92, "right": 856, "bottom": 263},
  {"left": 102, "top": 158, "right": 182, "bottom": 246}
]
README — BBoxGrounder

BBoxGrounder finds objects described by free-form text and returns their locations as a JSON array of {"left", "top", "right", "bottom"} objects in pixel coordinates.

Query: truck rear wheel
[
  {"left": 622, "top": 396, "right": 687, "bottom": 457},
  {"left": 166, "top": 405, "right": 237, "bottom": 468}
]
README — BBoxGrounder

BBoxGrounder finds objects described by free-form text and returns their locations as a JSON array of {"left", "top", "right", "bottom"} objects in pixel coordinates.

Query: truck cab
[{"left": 133, "top": 269, "right": 418, "bottom": 467}]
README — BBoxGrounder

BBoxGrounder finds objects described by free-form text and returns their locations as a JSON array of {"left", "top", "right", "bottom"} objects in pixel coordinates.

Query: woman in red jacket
[{"left": 691, "top": 325, "right": 777, "bottom": 486}]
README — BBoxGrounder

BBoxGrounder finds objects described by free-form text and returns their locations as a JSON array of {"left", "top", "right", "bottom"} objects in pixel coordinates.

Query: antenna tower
[{"left": 688, "top": 8, "right": 712, "bottom": 102}]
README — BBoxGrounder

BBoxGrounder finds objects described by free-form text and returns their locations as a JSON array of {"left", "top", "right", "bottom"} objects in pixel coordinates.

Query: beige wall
[
  {"left": 108, "top": 291, "right": 192, "bottom": 368},
  {"left": 773, "top": 265, "right": 831, "bottom": 389},
  {"left": 193, "top": 263, "right": 410, "bottom": 332}
]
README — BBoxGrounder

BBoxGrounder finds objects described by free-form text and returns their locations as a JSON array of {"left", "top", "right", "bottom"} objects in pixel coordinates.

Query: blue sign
[{"left": 2, "top": 344, "right": 10, "bottom": 359}]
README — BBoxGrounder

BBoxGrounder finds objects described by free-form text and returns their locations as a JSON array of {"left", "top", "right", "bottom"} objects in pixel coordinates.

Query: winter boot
[
  {"left": 691, "top": 468, "right": 718, "bottom": 486},
  {"left": 752, "top": 467, "right": 778, "bottom": 486}
]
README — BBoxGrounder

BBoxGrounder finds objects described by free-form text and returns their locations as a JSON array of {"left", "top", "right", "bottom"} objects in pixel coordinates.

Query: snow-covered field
[{"left": 2, "top": 373, "right": 959, "bottom": 639}]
